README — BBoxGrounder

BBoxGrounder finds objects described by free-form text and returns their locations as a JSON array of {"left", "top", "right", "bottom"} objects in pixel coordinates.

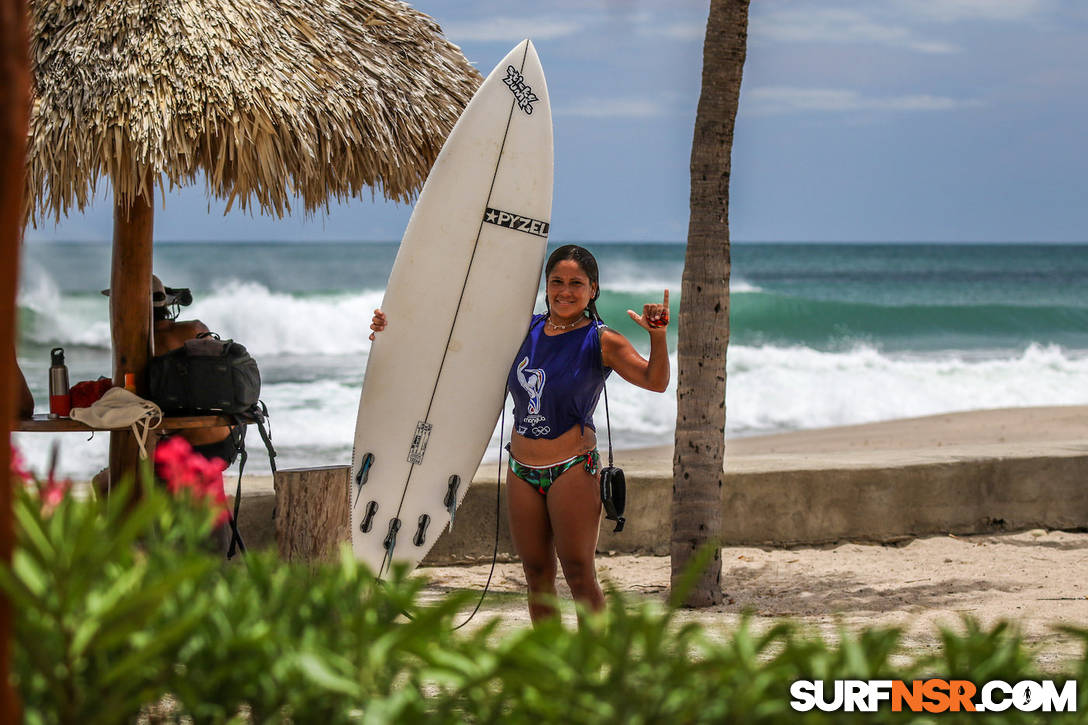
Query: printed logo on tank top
[{"left": 515, "top": 356, "right": 550, "bottom": 436}]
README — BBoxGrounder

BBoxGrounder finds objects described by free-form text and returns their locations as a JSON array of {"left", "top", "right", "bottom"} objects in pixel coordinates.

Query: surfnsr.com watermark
[{"left": 790, "top": 679, "right": 1078, "bottom": 713}]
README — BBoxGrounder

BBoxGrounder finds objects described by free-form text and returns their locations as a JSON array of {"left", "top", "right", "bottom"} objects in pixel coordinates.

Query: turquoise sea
[{"left": 14, "top": 242, "right": 1088, "bottom": 479}]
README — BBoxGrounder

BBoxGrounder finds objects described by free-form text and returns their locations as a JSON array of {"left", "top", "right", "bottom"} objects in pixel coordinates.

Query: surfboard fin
[
  {"left": 352, "top": 453, "right": 375, "bottom": 509},
  {"left": 381, "top": 517, "right": 401, "bottom": 575},
  {"left": 413, "top": 514, "right": 431, "bottom": 546},
  {"left": 359, "top": 500, "right": 378, "bottom": 533},
  {"left": 444, "top": 474, "right": 461, "bottom": 531}
]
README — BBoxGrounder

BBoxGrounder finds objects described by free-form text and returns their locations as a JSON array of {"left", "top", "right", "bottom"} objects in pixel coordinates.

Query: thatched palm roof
[{"left": 26, "top": 0, "right": 482, "bottom": 222}]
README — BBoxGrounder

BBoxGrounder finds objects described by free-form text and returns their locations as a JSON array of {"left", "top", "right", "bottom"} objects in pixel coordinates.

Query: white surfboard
[{"left": 349, "top": 40, "right": 552, "bottom": 575}]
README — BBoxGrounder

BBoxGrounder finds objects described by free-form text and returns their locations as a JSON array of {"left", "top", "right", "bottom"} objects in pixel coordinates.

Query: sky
[{"left": 24, "top": 0, "right": 1088, "bottom": 244}]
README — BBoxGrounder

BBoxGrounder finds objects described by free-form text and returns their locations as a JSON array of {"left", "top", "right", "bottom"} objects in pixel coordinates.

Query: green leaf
[
  {"left": 3, "top": 553, "right": 49, "bottom": 605},
  {"left": 12, "top": 498, "right": 57, "bottom": 563},
  {"left": 294, "top": 651, "right": 363, "bottom": 697}
]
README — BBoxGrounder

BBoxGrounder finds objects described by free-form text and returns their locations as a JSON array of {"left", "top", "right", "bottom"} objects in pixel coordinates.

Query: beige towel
[{"left": 71, "top": 387, "right": 163, "bottom": 460}]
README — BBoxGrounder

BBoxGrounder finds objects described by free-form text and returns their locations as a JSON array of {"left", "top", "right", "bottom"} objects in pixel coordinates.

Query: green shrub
[
  {"left": 3, "top": 452, "right": 1086, "bottom": 723},
  {"left": 2, "top": 460, "right": 472, "bottom": 724}
]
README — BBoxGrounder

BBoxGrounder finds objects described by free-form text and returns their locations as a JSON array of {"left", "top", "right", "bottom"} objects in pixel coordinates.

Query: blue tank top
[{"left": 508, "top": 314, "right": 612, "bottom": 440}]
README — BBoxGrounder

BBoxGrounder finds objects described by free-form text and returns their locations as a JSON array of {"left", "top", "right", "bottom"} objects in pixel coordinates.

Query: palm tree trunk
[
  {"left": 672, "top": 0, "right": 749, "bottom": 607},
  {"left": 0, "top": 0, "right": 30, "bottom": 716}
]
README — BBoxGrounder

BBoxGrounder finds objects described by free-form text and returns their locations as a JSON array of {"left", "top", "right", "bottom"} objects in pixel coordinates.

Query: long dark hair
[
  {"left": 153, "top": 305, "right": 179, "bottom": 322},
  {"left": 544, "top": 244, "right": 602, "bottom": 322}
]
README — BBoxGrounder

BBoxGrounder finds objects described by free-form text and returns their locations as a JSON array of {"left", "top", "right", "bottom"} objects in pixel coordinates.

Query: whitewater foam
[
  {"left": 15, "top": 342, "right": 1088, "bottom": 479},
  {"left": 725, "top": 342, "right": 1088, "bottom": 435},
  {"left": 187, "top": 280, "right": 384, "bottom": 356},
  {"left": 19, "top": 260, "right": 111, "bottom": 348}
]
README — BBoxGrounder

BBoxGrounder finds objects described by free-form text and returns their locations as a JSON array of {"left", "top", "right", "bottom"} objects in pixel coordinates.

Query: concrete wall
[
  {"left": 421, "top": 454, "right": 1088, "bottom": 563},
  {"left": 236, "top": 452, "right": 1088, "bottom": 563}
]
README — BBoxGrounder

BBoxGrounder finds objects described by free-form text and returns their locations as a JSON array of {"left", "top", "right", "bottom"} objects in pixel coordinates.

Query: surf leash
[
  {"left": 452, "top": 392, "right": 505, "bottom": 631},
  {"left": 389, "top": 397, "right": 503, "bottom": 631}
]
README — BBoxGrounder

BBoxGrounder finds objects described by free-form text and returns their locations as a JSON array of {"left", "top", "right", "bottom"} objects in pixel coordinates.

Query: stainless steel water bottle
[{"left": 48, "top": 347, "right": 71, "bottom": 418}]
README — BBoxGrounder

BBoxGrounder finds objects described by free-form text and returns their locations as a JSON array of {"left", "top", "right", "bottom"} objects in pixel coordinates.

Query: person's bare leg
[
  {"left": 506, "top": 470, "right": 558, "bottom": 624},
  {"left": 548, "top": 463, "right": 605, "bottom": 619}
]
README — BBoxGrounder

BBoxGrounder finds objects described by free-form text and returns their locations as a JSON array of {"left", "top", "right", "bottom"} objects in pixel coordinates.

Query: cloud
[
  {"left": 751, "top": 8, "right": 960, "bottom": 54},
  {"left": 637, "top": 22, "right": 706, "bottom": 41},
  {"left": 744, "top": 87, "right": 983, "bottom": 115},
  {"left": 439, "top": 16, "right": 587, "bottom": 43},
  {"left": 556, "top": 98, "right": 668, "bottom": 118},
  {"left": 893, "top": 0, "right": 1050, "bottom": 23}
]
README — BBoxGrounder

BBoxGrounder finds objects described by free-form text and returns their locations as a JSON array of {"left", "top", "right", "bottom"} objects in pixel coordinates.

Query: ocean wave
[
  {"left": 252, "top": 341, "right": 1088, "bottom": 465},
  {"left": 730, "top": 292, "right": 1088, "bottom": 350},
  {"left": 598, "top": 277, "right": 761, "bottom": 294},
  {"left": 18, "top": 273, "right": 766, "bottom": 356},
  {"left": 17, "top": 276, "right": 386, "bottom": 356},
  {"left": 19, "top": 275, "right": 1088, "bottom": 360},
  {"left": 725, "top": 342, "right": 1088, "bottom": 435},
  {"left": 14, "top": 342, "right": 1088, "bottom": 479},
  {"left": 18, "top": 260, "right": 111, "bottom": 348},
  {"left": 186, "top": 280, "right": 384, "bottom": 356}
]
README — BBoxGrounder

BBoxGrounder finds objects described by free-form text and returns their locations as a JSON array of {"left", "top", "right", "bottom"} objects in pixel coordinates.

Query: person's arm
[
  {"left": 13, "top": 358, "right": 34, "bottom": 418},
  {"left": 180, "top": 319, "right": 211, "bottom": 337},
  {"left": 155, "top": 319, "right": 212, "bottom": 354},
  {"left": 600, "top": 290, "right": 670, "bottom": 393}
]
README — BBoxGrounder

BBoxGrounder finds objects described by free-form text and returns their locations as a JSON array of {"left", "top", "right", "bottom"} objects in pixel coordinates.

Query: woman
[{"left": 371, "top": 245, "right": 670, "bottom": 623}]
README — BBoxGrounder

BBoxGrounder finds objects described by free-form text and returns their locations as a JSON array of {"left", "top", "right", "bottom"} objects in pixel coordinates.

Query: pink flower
[
  {"left": 11, "top": 444, "right": 70, "bottom": 516},
  {"left": 155, "top": 437, "right": 229, "bottom": 525},
  {"left": 40, "top": 478, "right": 71, "bottom": 517},
  {"left": 155, "top": 437, "right": 199, "bottom": 493},
  {"left": 10, "top": 445, "right": 33, "bottom": 485}
]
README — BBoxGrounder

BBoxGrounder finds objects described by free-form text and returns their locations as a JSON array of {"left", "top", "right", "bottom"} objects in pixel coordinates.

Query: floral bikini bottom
[{"left": 507, "top": 447, "right": 601, "bottom": 496}]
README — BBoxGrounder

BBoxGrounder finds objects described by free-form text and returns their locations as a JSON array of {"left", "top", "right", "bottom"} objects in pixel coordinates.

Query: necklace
[{"left": 546, "top": 314, "right": 583, "bottom": 331}]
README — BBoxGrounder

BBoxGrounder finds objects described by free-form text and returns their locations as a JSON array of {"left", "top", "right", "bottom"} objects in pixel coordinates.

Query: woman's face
[{"left": 546, "top": 259, "right": 597, "bottom": 318}]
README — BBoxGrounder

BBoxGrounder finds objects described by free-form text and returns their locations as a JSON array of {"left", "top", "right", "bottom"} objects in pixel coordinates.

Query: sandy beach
[
  {"left": 69, "top": 405, "right": 1087, "bottom": 666},
  {"left": 417, "top": 405, "right": 1088, "bottom": 668},
  {"left": 580, "top": 403, "right": 1088, "bottom": 473},
  {"left": 421, "top": 530, "right": 1088, "bottom": 669}
]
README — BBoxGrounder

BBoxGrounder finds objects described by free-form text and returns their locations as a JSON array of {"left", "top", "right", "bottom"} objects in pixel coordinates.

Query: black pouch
[
  {"left": 595, "top": 321, "right": 626, "bottom": 533},
  {"left": 600, "top": 465, "right": 626, "bottom": 533}
]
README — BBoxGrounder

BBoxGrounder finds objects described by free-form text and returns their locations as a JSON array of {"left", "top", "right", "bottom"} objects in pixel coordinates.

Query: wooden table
[{"left": 14, "top": 413, "right": 243, "bottom": 433}]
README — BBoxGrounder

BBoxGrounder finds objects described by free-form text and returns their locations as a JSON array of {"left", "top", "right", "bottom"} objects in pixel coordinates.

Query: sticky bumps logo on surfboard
[{"left": 502, "top": 65, "right": 538, "bottom": 114}]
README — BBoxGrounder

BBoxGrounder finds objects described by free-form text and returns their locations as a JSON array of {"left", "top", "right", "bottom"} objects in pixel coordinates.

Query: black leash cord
[
  {"left": 393, "top": 396, "right": 502, "bottom": 627},
  {"left": 452, "top": 394, "right": 504, "bottom": 630},
  {"left": 597, "top": 318, "right": 614, "bottom": 469}
]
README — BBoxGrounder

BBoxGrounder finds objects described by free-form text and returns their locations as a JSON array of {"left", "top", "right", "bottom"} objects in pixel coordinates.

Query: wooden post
[
  {"left": 0, "top": 0, "right": 29, "bottom": 716},
  {"left": 107, "top": 191, "right": 154, "bottom": 492},
  {"left": 274, "top": 466, "right": 351, "bottom": 561}
]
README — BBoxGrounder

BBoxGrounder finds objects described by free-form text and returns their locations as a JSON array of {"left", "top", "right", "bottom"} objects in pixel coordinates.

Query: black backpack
[
  {"left": 149, "top": 333, "right": 260, "bottom": 414},
  {"left": 148, "top": 332, "right": 276, "bottom": 558}
]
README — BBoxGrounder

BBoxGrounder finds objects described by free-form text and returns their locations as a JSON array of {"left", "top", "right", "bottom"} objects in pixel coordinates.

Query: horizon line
[{"left": 21, "top": 238, "right": 1088, "bottom": 246}]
